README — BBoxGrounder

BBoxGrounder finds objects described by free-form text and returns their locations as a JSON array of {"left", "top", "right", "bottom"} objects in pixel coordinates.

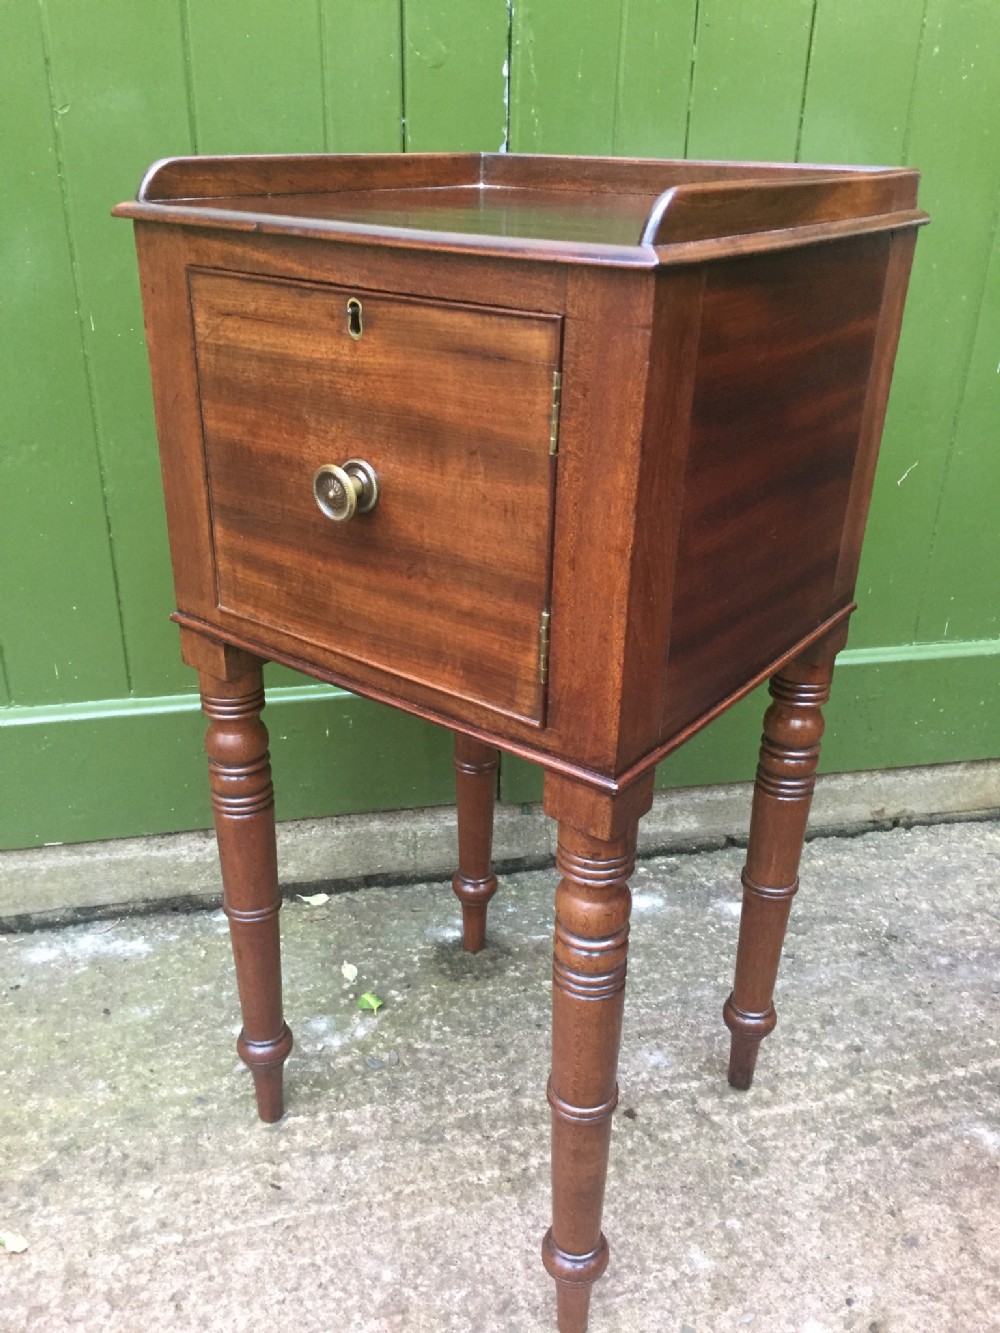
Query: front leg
[
  {"left": 198, "top": 656, "right": 292, "bottom": 1122},
  {"left": 724, "top": 641, "right": 838, "bottom": 1090},
  {"left": 541, "top": 773, "right": 653, "bottom": 1333},
  {"left": 451, "top": 731, "right": 499, "bottom": 952}
]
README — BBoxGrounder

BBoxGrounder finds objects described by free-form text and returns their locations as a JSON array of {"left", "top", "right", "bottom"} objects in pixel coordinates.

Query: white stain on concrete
[
  {"left": 20, "top": 929, "right": 152, "bottom": 967},
  {"left": 687, "top": 1244, "right": 714, "bottom": 1271},
  {"left": 963, "top": 1122, "right": 1000, "bottom": 1152},
  {"left": 424, "top": 922, "right": 462, "bottom": 943},
  {"left": 639, "top": 1046, "right": 672, "bottom": 1071},
  {"left": 123, "top": 1005, "right": 154, "bottom": 1022},
  {"left": 300, "top": 1013, "right": 368, "bottom": 1053},
  {"left": 631, "top": 892, "right": 666, "bottom": 915},
  {"left": 711, "top": 898, "right": 743, "bottom": 918}
]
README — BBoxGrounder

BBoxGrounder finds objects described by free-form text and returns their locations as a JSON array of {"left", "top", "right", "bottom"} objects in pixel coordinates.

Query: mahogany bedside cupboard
[{"left": 115, "top": 153, "right": 925, "bottom": 1333}]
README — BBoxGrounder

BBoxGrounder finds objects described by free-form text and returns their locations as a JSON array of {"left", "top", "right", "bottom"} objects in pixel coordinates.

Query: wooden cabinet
[{"left": 116, "top": 152, "right": 925, "bottom": 1332}]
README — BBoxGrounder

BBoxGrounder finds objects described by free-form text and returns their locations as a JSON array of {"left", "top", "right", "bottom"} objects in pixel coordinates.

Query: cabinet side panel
[
  {"left": 661, "top": 235, "right": 890, "bottom": 740},
  {"left": 613, "top": 267, "right": 705, "bottom": 769},
  {"left": 133, "top": 224, "right": 219, "bottom": 621},
  {"left": 833, "top": 230, "right": 918, "bottom": 601}
]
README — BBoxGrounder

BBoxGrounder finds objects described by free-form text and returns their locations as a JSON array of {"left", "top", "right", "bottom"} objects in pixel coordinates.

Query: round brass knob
[{"left": 312, "top": 458, "right": 379, "bottom": 522}]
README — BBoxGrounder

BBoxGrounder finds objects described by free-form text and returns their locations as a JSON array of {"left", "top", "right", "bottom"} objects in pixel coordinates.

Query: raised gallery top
[{"left": 113, "top": 152, "right": 926, "bottom": 268}]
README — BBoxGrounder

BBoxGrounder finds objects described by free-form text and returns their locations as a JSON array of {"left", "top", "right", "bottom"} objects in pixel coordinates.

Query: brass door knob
[{"left": 312, "top": 458, "right": 379, "bottom": 522}]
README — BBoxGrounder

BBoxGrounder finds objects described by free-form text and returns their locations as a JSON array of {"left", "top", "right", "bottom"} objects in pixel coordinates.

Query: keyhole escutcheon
[{"left": 347, "top": 297, "right": 363, "bottom": 340}]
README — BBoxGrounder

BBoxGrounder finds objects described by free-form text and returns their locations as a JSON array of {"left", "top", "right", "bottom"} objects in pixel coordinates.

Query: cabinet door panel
[{"left": 190, "top": 270, "right": 561, "bottom": 724}]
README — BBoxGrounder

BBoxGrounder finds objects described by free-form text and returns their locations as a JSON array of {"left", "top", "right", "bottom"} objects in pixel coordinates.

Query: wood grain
[
  {"left": 123, "top": 151, "right": 924, "bottom": 1332},
  {"left": 190, "top": 268, "right": 560, "bottom": 724},
  {"left": 451, "top": 732, "right": 500, "bottom": 952},
  {"left": 660, "top": 234, "right": 891, "bottom": 744},
  {"left": 542, "top": 807, "right": 638, "bottom": 1332},
  {"left": 197, "top": 653, "right": 292, "bottom": 1123},
  {"left": 115, "top": 154, "right": 925, "bottom": 270},
  {"left": 724, "top": 637, "right": 840, "bottom": 1089}
]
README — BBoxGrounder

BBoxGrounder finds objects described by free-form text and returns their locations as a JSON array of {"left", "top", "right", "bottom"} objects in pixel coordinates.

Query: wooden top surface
[
  {"left": 173, "top": 186, "right": 661, "bottom": 248},
  {"left": 114, "top": 152, "right": 926, "bottom": 268}
]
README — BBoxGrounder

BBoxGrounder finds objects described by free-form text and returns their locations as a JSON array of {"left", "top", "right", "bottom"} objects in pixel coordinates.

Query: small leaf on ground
[
  {"left": 341, "top": 961, "right": 358, "bottom": 983},
  {"left": 357, "top": 992, "right": 384, "bottom": 1016},
  {"left": 297, "top": 893, "right": 330, "bottom": 907},
  {"left": 0, "top": 1232, "right": 28, "bottom": 1254}
]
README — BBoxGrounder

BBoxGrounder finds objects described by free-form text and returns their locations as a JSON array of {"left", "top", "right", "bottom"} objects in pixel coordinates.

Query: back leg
[{"left": 451, "top": 732, "right": 500, "bottom": 953}]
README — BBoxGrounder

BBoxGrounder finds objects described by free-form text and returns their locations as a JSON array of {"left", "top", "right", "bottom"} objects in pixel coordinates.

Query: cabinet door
[{"left": 189, "top": 270, "right": 562, "bottom": 725}]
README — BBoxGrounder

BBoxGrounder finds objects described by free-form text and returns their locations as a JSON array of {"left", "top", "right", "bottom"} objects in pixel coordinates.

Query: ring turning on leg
[
  {"left": 725, "top": 654, "right": 835, "bottom": 1090},
  {"left": 545, "top": 820, "right": 636, "bottom": 1333},
  {"left": 200, "top": 665, "right": 292, "bottom": 1122}
]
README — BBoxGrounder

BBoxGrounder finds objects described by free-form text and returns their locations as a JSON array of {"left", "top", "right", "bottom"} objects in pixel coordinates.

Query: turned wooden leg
[
  {"left": 541, "top": 774, "right": 653, "bottom": 1333},
  {"left": 451, "top": 731, "right": 499, "bottom": 953},
  {"left": 200, "top": 663, "right": 293, "bottom": 1122},
  {"left": 724, "top": 649, "right": 836, "bottom": 1090}
]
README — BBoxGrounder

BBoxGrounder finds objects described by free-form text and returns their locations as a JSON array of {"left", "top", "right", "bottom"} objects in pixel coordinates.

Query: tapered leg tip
[
  {"left": 556, "top": 1282, "right": 592, "bottom": 1333},
  {"left": 723, "top": 995, "right": 775, "bottom": 1090},
  {"left": 452, "top": 872, "right": 497, "bottom": 952},
  {"left": 727, "top": 1036, "right": 760, "bottom": 1091},
  {"left": 252, "top": 1066, "right": 286, "bottom": 1122},
  {"left": 727, "top": 1066, "right": 755, "bottom": 1092},
  {"left": 461, "top": 903, "right": 488, "bottom": 953},
  {"left": 542, "top": 1230, "right": 607, "bottom": 1332},
  {"left": 237, "top": 1023, "right": 294, "bottom": 1122}
]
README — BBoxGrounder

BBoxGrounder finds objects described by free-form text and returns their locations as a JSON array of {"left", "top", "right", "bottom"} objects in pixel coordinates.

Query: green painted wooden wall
[{"left": 2, "top": 0, "right": 998, "bottom": 848}]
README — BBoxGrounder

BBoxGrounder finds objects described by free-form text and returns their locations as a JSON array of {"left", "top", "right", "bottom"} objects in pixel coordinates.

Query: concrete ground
[
  {"left": 1, "top": 819, "right": 999, "bottom": 1332},
  {"left": 5, "top": 761, "right": 999, "bottom": 928}
]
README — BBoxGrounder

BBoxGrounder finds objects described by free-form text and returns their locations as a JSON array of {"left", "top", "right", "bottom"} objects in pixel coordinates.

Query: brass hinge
[
  {"left": 548, "top": 371, "right": 562, "bottom": 455},
  {"left": 538, "top": 608, "right": 551, "bottom": 685}
]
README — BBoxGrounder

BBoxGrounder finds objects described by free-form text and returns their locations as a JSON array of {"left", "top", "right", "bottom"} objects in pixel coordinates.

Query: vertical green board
[
  {"left": 685, "top": 0, "right": 817, "bottom": 160},
  {"left": 403, "top": 0, "right": 509, "bottom": 152},
  {"left": 40, "top": 0, "right": 196, "bottom": 698},
  {"left": 798, "top": 0, "right": 925, "bottom": 166},
  {"left": 915, "top": 209, "right": 1000, "bottom": 642},
  {"left": 510, "top": 0, "right": 624, "bottom": 154},
  {"left": 183, "top": 0, "right": 327, "bottom": 154},
  {"left": 322, "top": 0, "right": 404, "bottom": 151},
  {"left": 0, "top": 1, "right": 128, "bottom": 705},
  {"left": 613, "top": 1, "right": 699, "bottom": 158},
  {"left": 849, "top": 0, "right": 1000, "bottom": 647}
]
